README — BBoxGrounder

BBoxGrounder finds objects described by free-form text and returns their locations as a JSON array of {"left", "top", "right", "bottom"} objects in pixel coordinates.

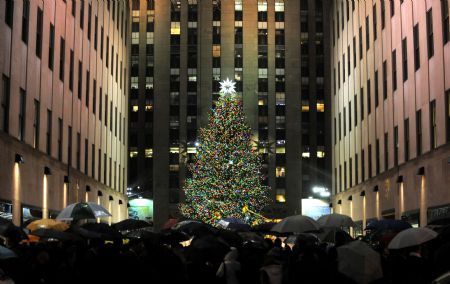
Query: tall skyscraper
[
  {"left": 0, "top": 0, "right": 129, "bottom": 225},
  {"left": 330, "top": 0, "right": 450, "bottom": 232},
  {"left": 128, "top": 0, "right": 331, "bottom": 229}
]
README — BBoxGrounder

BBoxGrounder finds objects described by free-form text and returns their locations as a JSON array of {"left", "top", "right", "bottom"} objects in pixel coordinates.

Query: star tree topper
[{"left": 219, "top": 78, "right": 236, "bottom": 95}]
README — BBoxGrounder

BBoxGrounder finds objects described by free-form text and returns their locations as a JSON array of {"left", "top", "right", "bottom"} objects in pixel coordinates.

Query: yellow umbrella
[{"left": 26, "top": 219, "right": 69, "bottom": 232}]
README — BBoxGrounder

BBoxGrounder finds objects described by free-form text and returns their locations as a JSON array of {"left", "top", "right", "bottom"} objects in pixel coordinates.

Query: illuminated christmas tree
[{"left": 180, "top": 79, "right": 270, "bottom": 225}]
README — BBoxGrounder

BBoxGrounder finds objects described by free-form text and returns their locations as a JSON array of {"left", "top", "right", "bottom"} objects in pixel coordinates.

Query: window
[
  {"left": 76, "top": 133, "right": 81, "bottom": 170},
  {"left": 106, "top": 37, "right": 109, "bottom": 67},
  {"left": 349, "top": 103, "right": 352, "bottom": 132},
  {"left": 354, "top": 94, "right": 358, "bottom": 126},
  {"left": 430, "top": 100, "right": 437, "bottom": 149},
  {"left": 343, "top": 54, "right": 345, "bottom": 82},
  {"left": 72, "top": 0, "right": 76, "bottom": 17},
  {"left": 18, "top": 89, "right": 26, "bottom": 141},
  {"left": 376, "top": 139, "right": 380, "bottom": 175},
  {"left": 88, "top": 4, "right": 92, "bottom": 40},
  {"left": 85, "top": 71, "right": 90, "bottom": 107},
  {"left": 46, "top": 110, "right": 52, "bottom": 155},
  {"left": 36, "top": 8, "right": 43, "bottom": 57},
  {"left": 78, "top": 61, "right": 82, "bottom": 99},
  {"left": 49, "top": 24, "right": 55, "bottom": 70},
  {"left": 58, "top": 118, "right": 63, "bottom": 161},
  {"left": 394, "top": 126, "right": 399, "bottom": 166},
  {"left": 381, "top": 0, "right": 385, "bottom": 29},
  {"left": 93, "top": 80, "right": 96, "bottom": 114},
  {"left": 353, "top": 36, "right": 356, "bottom": 68},
  {"left": 384, "top": 133, "right": 388, "bottom": 171},
  {"left": 92, "top": 144, "right": 95, "bottom": 178},
  {"left": 360, "top": 87, "right": 364, "bottom": 120},
  {"left": 100, "top": 27, "right": 104, "bottom": 59},
  {"left": 69, "top": 50, "right": 74, "bottom": 91},
  {"left": 375, "top": 70, "right": 379, "bottom": 108},
  {"left": 402, "top": 38, "right": 408, "bottom": 82},
  {"left": 416, "top": 109, "right": 422, "bottom": 155},
  {"left": 366, "top": 16, "right": 370, "bottom": 50},
  {"left": 33, "top": 99, "right": 40, "bottom": 148},
  {"left": 5, "top": 0, "right": 14, "bottom": 28},
  {"left": 392, "top": 50, "right": 397, "bottom": 91},
  {"left": 94, "top": 16, "right": 98, "bottom": 49},
  {"left": 362, "top": 149, "right": 365, "bottom": 181},
  {"left": 390, "top": 0, "right": 395, "bottom": 17},
  {"left": 338, "top": 113, "right": 342, "bottom": 140},
  {"left": 414, "top": 24, "right": 420, "bottom": 70},
  {"left": 447, "top": 90, "right": 450, "bottom": 142},
  {"left": 334, "top": 117, "right": 337, "bottom": 144},
  {"left": 359, "top": 26, "right": 363, "bottom": 59},
  {"left": 367, "top": 79, "right": 371, "bottom": 115},
  {"left": 427, "top": 9, "right": 434, "bottom": 58},
  {"left": 368, "top": 144, "right": 372, "bottom": 178},
  {"left": 80, "top": 0, "right": 84, "bottom": 29},
  {"left": 442, "top": 0, "right": 449, "bottom": 44},
  {"left": 343, "top": 107, "right": 346, "bottom": 136},
  {"left": 2, "top": 75, "right": 10, "bottom": 133},
  {"left": 373, "top": 4, "right": 377, "bottom": 40},
  {"left": 22, "top": 0, "right": 30, "bottom": 43},
  {"left": 349, "top": 157, "right": 353, "bottom": 187},
  {"left": 84, "top": 139, "right": 88, "bottom": 174},
  {"left": 355, "top": 154, "right": 359, "bottom": 184},
  {"left": 59, "top": 38, "right": 65, "bottom": 82},
  {"left": 404, "top": 118, "right": 410, "bottom": 161}
]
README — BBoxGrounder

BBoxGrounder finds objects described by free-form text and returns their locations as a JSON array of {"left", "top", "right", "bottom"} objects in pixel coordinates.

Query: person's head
[{"left": 274, "top": 238, "right": 282, "bottom": 248}]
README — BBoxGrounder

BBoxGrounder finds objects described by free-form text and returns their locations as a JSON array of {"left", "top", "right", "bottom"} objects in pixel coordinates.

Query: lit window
[
  {"left": 132, "top": 10, "right": 140, "bottom": 20},
  {"left": 132, "top": 32, "right": 139, "bottom": 44},
  {"left": 258, "top": 22, "right": 268, "bottom": 29},
  {"left": 258, "top": 0, "right": 268, "bottom": 11},
  {"left": 302, "top": 152, "right": 310, "bottom": 158},
  {"left": 170, "top": 147, "right": 180, "bottom": 153},
  {"left": 301, "top": 100, "right": 309, "bottom": 112},
  {"left": 145, "top": 148, "right": 153, "bottom": 158},
  {"left": 146, "top": 77, "right": 153, "bottom": 89},
  {"left": 275, "top": 22, "right": 285, "bottom": 29},
  {"left": 276, "top": 166, "right": 286, "bottom": 177},
  {"left": 276, "top": 147, "right": 285, "bottom": 154},
  {"left": 276, "top": 93, "right": 285, "bottom": 105},
  {"left": 235, "top": 21, "right": 242, "bottom": 27},
  {"left": 317, "top": 151, "right": 325, "bottom": 158},
  {"left": 235, "top": 0, "right": 242, "bottom": 11},
  {"left": 171, "top": 22, "right": 180, "bottom": 35},
  {"left": 275, "top": 0, "right": 284, "bottom": 12},
  {"left": 258, "top": 99, "right": 266, "bottom": 106},
  {"left": 212, "top": 45, "right": 221, "bottom": 57},
  {"left": 213, "top": 21, "right": 221, "bottom": 27},
  {"left": 132, "top": 105, "right": 138, "bottom": 112},
  {"left": 145, "top": 104, "right": 152, "bottom": 111},
  {"left": 187, "top": 147, "right": 197, "bottom": 154},
  {"left": 146, "top": 32, "right": 153, "bottom": 44},
  {"left": 170, "top": 164, "right": 179, "bottom": 171},
  {"left": 258, "top": 68, "right": 268, "bottom": 78},
  {"left": 131, "top": 77, "right": 139, "bottom": 89},
  {"left": 317, "top": 101, "right": 325, "bottom": 112},
  {"left": 276, "top": 189, "right": 286, "bottom": 202},
  {"left": 130, "top": 151, "right": 138, "bottom": 158}
]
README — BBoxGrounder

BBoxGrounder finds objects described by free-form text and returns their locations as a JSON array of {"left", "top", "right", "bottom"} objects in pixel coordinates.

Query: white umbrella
[
  {"left": 388, "top": 227, "right": 438, "bottom": 250},
  {"left": 337, "top": 240, "right": 383, "bottom": 284},
  {"left": 56, "top": 202, "right": 111, "bottom": 221},
  {"left": 317, "top": 213, "right": 355, "bottom": 227},
  {"left": 271, "top": 215, "right": 320, "bottom": 233}
]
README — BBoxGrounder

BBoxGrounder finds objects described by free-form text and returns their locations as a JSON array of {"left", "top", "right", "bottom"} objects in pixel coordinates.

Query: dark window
[
  {"left": 447, "top": 90, "right": 450, "bottom": 142},
  {"left": 106, "top": 37, "right": 109, "bottom": 67},
  {"left": 19, "top": 89, "right": 26, "bottom": 141},
  {"left": 366, "top": 16, "right": 370, "bottom": 50},
  {"left": 58, "top": 118, "right": 62, "bottom": 161},
  {"left": 390, "top": 0, "right": 395, "bottom": 17},
  {"left": 84, "top": 139, "right": 88, "bottom": 174},
  {"left": 334, "top": 117, "right": 337, "bottom": 144},
  {"left": 36, "top": 7, "right": 43, "bottom": 57},
  {"left": 22, "top": 0, "right": 30, "bottom": 43},
  {"left": 375, "top": 70, "right": 379, "bottom": 108},
  {"left": 59, "top": 38, "right": 65, "bottom": 82},
  {"left": 92, "top": 144, "right": 95, "bottom": 178},
  {"left": 383, "top": 61, "right": 388, "bottom": 100},
  {"left": 93, "top": 80, "right": 96, "bottom": 114},
  {"left": 349, "top": 103, "right": 352, "bottom": 132},
  {"left": 2, "top": 75, "right": 10, "bottom": 133},
  {"left": 99, "top": 88, "right": 102, "bottom": 121},
  {"left": 392, "top": 50, "right": 397, "bottom": 91},
  {"left": 430, "top": 100, "right": 437, "bottom": 149},
  {"left": 343, "top": 54, "right": 345, "bottom": 82},
  {"left": 100, "top": 27, "right": 104, "bottom": 59},
  {"left": 359, "top": 26, "right": 363, "bottom": 59},
  {"left": 343, "top": 107, "right": 347, "bottom": 136},
  {"left": 5, "top": 0, "right": 14, "bottom": 28},
  {"left": 80, "top": 0, "right": 84, "bottom": 29},
  {"left": 355, "top": 154, "right": 359, "bottom": 184},
  {"left": 394, "top": 126, "right": 399, "bottom": 166},
  {"left": 427, "top": 9, "right": 434, "bottom": 58},
  {"left": 68, "top": 126, "right": 72, "bottom": 166},
  {"left": 381, "top": 0, "right": 385, "bottom": 29},
  {"left": 376, "top": 139, "right": 380, "bottom": 174},
  {"left": 69, "top": 50, "right": 74, "bottom": 91},
  {"left": 368, "top": 144, "right": 372, "bottom": 178},
  {"left": 349, "top": 158, "right": 353, "bottom": 187},
  {"left": 85, "top": 71, "right": 90, "bottom": 107},
  {"left": 72, "top": 0, "right": 76, "bottom": 17},
  {"left": 33, "top": 99, "right": 39, "bottom": 148},
  {"left": 76, "top": 133, "right": 81, "bottom": 170},
  {"left": 94, "top": 16, "right": 98, "bottom": 49},
  {"left": 78, "top": 61, "right": 82, "bottom": 99},
  {"left": 354, "top": 94, "right": 358, "bottom": 126},
  {"left": 105, "top": 95, "right": 108, "bottom": 127},
  {"left": 353, "top": 36, "right": 356, "bottom": 68},
  {"left": 46, "top": 110, "right": 52, "bottom": 155},
  {"left": 414, "top": 24, "right": 420, "bottom": 70},
  {"left": 402, "top": 38, "right": 408, "bottom": 81},
  {"left": 443, "top": 0, "right": 449, "bottom": 44},
  {"left": 384, "top": 133, "right": 388, "bottom": 171},
  {"left": 49, "top": 24, "right": 55, "bottom": 70},
  {"left": 87, "top": 4, "right": 92, "bottom": 40},
  {"left": 404, "top": 118, "right": 410, "bottom": 161},
  {"left": 339, "top": 113, "right": 342, "bottom": 140},
  {"left": 373, "top": 4, "right": 377, "bottom": 40},
  {"left": 416, "top": 109, "right": 422, "bottom": 155},
  {"left": 367, "top": 79, "right": 371, "bottom": 115},
  {"left": 360, "top": 87, "right": 364, "bottom": 120}
]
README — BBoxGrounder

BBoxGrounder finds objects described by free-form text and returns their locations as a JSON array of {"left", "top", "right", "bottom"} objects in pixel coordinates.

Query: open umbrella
[
  {"left": 172, "top": 220, "right": 214, "bottom": 237},
  {"left": 30, "top": 228, "right": 83, "bottom": 242},
  {"left": 218, "top": 218, "right": 251, "bottom": 232},
  {"left": 317, "top": 227, "right": 354, "bottom": 244},
  {"left": 113, "top": 219, "right": 151, "bottom": 231},
  {"left": 337, "top": 240, "right": 383, "bottom": 284},
  {"left": 252, "top": 222, "right": 277, "bottom": 234},
  {"left": 0, "top": 245, "right": 17, "bottom": 259},
  {"left": 365, "top": 219, "right": 412, "bottom": 232},
  {"left": 271, "top": 215, "right": 320, "bottom": 234},
  {"left": 124, "top": 229, "right": 156, "bottom": 240},
  {"left": 317, "top": 213, "right": 355, "bottom": 227},
  {"left": 0, "top": 217, "right": 28, "bottom": 241},
  {"left": 56, "top": 202, "right": 111, "bottom": 221},
  {"left": 26, "top": 219, "right": 69, "bottom": 232},
  {"left": 388, "top": 227, "right": 438, "bottom": 250},
  {"left": 81, "top": 223, "right": 122, "bottom": 240}
]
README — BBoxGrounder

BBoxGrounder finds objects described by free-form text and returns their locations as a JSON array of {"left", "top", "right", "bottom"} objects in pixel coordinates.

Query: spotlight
[{"left": 15, "top": 153, "right": 24, "bottom": 164}]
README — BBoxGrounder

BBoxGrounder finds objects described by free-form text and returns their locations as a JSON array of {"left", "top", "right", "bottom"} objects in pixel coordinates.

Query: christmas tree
[{"left": 180, "top": 79, "right": 270, "bottom": 225}]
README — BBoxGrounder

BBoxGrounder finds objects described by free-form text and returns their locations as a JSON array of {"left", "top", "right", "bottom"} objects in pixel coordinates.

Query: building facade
[
  {"left": 128, "top": 0, "right": 331, "bottom": 229},
  {"left": 330, "top": 0, "right": 450, "bottom": 232},
  {"left": 0, "top": 0, "right": 129, "bottom": 225}
]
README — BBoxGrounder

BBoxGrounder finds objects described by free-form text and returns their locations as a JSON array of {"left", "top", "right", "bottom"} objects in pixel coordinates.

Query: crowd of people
[{"left": 0, "top": 221, "right": 450, "bottom": 284}]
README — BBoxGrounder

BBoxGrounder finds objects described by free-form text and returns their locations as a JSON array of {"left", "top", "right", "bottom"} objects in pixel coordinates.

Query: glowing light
[
  {"left": 420, "top": 176, "right": 427, "bottom": 227},
  {"left": 219, "top": 78, "right": 236, "bottom": 95},
  {"left": 63, "top": 183, "right": 68, "bottom": 208},
  {"left": 362, "top": 196, "right": 366, "bottom": 235},
  {"left": 43, "top": 175, "right": 48, "bottom": 219},
  {"left": 399, "top": 182, "right": 404, "bottom": 218},
  {"left": 276, "top": 194, "right": 286, "bottom": 202},
  {"left": 12, "top": 164, "right": 21, "bottom": 226}
]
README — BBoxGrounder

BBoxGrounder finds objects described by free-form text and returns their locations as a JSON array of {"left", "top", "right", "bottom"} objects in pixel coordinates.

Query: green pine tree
[{"left": 180, "top": 89, "right": 270, "bottom": 225}]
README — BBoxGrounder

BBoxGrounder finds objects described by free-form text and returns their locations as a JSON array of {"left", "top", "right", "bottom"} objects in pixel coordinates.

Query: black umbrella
[
  {"left": 124, "top": 229, "right": 156, "bottom": 240},
  {"left": 160, "top": 229, "right": 191, "bottom": 244},
  {"left": 0, "top": 217, "right": 28, "bottom": 241},
  {"left": 30, "top": 228, "right": 83, "bottom": 242},
  {"left": 252, "top": 222, "right": 277, "bottom": 233},
  {"left": 113, "top": 219, "right": 151, "bottom": 231},
  {"left": 172, "top": 220, "right": 215, "bottom": 237},
  {"left": 81, "top": 223, "right": 122, "bottom": 240}
]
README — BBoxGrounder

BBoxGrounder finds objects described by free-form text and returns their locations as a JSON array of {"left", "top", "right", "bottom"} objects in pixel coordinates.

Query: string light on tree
[{"left": 180, "top": 79, "right": 270, "bottom": 225}]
